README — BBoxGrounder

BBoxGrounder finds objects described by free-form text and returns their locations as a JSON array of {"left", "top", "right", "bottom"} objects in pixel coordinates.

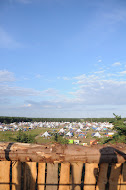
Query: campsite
[{"left": 0, "top": 120, "right": 115, "bottom": 145}]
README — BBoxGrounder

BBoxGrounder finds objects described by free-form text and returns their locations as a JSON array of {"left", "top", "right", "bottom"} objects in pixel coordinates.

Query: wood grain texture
[
  {"left": 12, "top": 161, "right": 21, "bottom": 190},
  {"left": 0, "top": 142, "right": 126, "bottom": 163},
  {"left": 71, "top": 162, "right": 83, "bottom": 190},
  {"left": 37, "top": 163, "right": 45, "bottom": 190},
  {"left": 59, "top": 163, "right": 70, "bottom": 190},
  {"left": 0, "top": 161, "right": 10, "bottom": 190},
  {"left": 23, "top": 162, "right": 37, "bottom": 190},
  {"left": 109, "top": 163, "right": 122, "bottom": 190},
  {"left": 96, "top": 163, "right": 108, "bottom": 190},
  {"left": 84, "top": 163, "right": 98, "bottom": 190},
  {"left": 118, "top": 163, "right": 126, "bottom": 190},
  {"left": 46, "top": 163, "right": 58, "bottom": 190}
]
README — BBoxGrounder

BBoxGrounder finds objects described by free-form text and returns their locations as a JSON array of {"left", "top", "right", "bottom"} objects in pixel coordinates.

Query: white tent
[
  {"left": 96, "top": 127, "right": 101, "bottom": 131},
  {"left": 3, "top": 126, "right": 8, "bottom": 131},
  {"left": 41, "top": 131, "right": 50, "bottom": 137},
  {"left": 86, "top": 127, "right": 90, "bottom": 130},
  {"left": 66, "top": 131, "right": 73, "bottom": 137},
  {"left": 94, "top": 132, "right": 101, "bottom": 138},
  {"left": 80, "top": 125, "right": 83, "bottom": 129},
  {"left": 59, "top": 128, "right": 65, "bottom": 133},
  {"left": 76, "top": 129, "right": 82, "bottom": 133},
  {"left": 69, "top": 126, "right": 73, "bottom": 129}
]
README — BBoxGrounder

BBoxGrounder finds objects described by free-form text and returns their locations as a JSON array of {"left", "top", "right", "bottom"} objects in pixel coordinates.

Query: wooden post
[
  {"left": 12, "top": 161, "right": 21, "bottom": 190},
  {"left": 46, "top": 163, "right": 58, "bottom": 190},
  {"left": 37, "top": 163, "right": 45, "bottom": 190},
  {"left": 0, "top": 161, "right": 10, "bottom": 190},
  {"left": 59, "top": 163, "right": 70, "bottom": 190},
  {"left": 84, "top": 163, "right": 98, "bottom": 190},
  {"left": 23, "top": 162, "right": 37, "bottom": 190},
  {"left": 118, "top": 163, "right": 126, "bottom": 190},
  {"left": 71, "top": 162, "right": 83, "bottom": 190},
  {"left": 96, "top": 163, "right": 108, "bottom": 190},
  {"left": 109, "top": 163, "right": 121, "bottom": 190}
]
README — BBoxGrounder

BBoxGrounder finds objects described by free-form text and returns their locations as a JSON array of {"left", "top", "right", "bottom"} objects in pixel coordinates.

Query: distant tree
[
  {"left": 16, "top": 130, "right": 35, "bottom": 143},
  {"left": 53, "top": 133, "right": 68, "bottom": 144},
  {"left": 113, "top": 113, "right": 121, "bottom": 120},
  {"left": 102, "top": 114, "right": 126, "bottom": 144}
]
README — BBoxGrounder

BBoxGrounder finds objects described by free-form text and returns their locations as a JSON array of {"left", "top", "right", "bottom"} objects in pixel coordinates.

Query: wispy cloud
[
  {"left": 0, "top": 85, "right": 41, "bottom": 97},
  {"left": 21, "top": 104, "right": 32, "bottom": 107},
  {"left": 103, "top": 9, "right": 126, "bottom": 24},
  {"left": 0, "top": 70, "right": 15, "bottom": 82},
  {"left": 112, "top": 62, "right": 121, "bottom": 66},
  {"left": 62, "top": 77, "right": 71, "bottom": 80},
  {"left": 119, "top": 71, "right": 126, "bottom": 75},
  {"left": 74, "top": 74, "right": 86, "bottom": 80},
  {"left": 0, "top": 27, "right": 22, "bottom": 49},
  {"left": 98, "top": 59, "right": 102, "bottom": 63},
  {"left": 35, "top": 74, "right": 43, "bottom": 79},
  {"left": 94, "top": 70, "right": 105, "bottom": 74}
]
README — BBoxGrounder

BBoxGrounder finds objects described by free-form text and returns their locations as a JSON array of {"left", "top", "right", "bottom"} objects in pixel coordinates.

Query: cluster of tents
[{"left": 41, "top": 128, "right": 87, "bottom": 138}]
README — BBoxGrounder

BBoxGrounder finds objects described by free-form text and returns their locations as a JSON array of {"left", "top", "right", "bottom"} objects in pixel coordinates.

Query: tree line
[{"left": 0, "top": 116, "right": 120, "bottom": 124}]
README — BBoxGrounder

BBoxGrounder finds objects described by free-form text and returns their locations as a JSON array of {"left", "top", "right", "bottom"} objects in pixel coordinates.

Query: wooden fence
[{"left": 0, "top": 142, "right": 126, "bottom": 190}]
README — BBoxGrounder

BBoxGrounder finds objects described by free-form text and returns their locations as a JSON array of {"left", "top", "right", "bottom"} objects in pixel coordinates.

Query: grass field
[{"left": 0, "top": 127, "right": 109, "bottom": 145}]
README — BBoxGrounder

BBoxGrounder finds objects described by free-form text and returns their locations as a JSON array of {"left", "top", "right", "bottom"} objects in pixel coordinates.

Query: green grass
[
  {"left": 0, "top": 128, "right": 59, "bottom": 143},
  {"left": 0, "top": 127, "right": 112, "bottom": 145}
]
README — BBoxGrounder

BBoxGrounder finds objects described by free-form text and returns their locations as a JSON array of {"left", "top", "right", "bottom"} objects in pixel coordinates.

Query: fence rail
[
  {"left": 0, "top": 142, "right": 125, "bottom": 190},
  {"left": 0, "top": 142, "right": 126, "bottom": 163}
]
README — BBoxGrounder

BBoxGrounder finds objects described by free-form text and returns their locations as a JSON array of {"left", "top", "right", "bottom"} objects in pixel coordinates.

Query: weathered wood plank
[
  {"left": 12, "top": 161, "right": 21, "bottom": 190},
  {"left": 118, "top": 163, "right": 126, "bottom": 190},
  {"left": 0, "top": 142, "right": 126, "bottom": 163},
  {"left": 23, "top": 162, "right": 37, "bottom": 190},
  {"left": 109, "top": 163, "right": 121, "bottom": 190},
  {"left": 84, "top": 163, "right": 98, "bottom": 190},
  {"left": 71, "top": 162, "right": 83, "bottom": 190},
  {"left": 46, "top": 163, "right": 58, "bottom": 190},
  {"left": 96, "top": 163, "right": 108, "bottom": 190},
  {"left": 59, "top": 163, "right": 70, "bottom": 190},
  {"left": 37, "top": 163, "right": 45, "bottom": 190},
  {"left": 0, "top": 161, "right": 10, "bottom": 190}
]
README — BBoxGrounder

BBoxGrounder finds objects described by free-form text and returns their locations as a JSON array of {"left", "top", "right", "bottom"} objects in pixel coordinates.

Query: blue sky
[{"left": 0, "top": 0, "right": 126, "bottom": 118}]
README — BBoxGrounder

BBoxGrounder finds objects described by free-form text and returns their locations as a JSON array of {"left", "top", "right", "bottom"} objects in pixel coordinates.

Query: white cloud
[
  {"left": 0, "top": 84, "right": 41, "bottom": 97},
  {"left": 57, "top": 77, "right": 60, "bottom": 80},
  {"left": 0, "top": 70, "right": 15, "bottom": 82},
  {"left": 74, "top": 74, "right": 86, "bottom": 80},
  {"left": 71, "top": 73, "right": 126, "bottom": 105},
  {"left": 94, "top": 70, "right": 105, "bottom": 74},
  {"left": 35, "top": 74, "right": 43, "bottom": 79},
  {"left": 62, "top": 77, "right": 70, "bottom": 80},
  {"left": 22, "top": 104, "right": 32, "bottom": 107},
  {"left": 43, "top": 88, "right": 58, "bottom": 95},
  {"left": 119, "top": 71, "right": 126, "bottom": 75},
  {"left": 0, "top": 27, "right": 22, "bottom": 49},
  {"left": 112, "top": 62, "right": 121, "bottom": 66},
  {"left": 103, "top": 9, "right": 126, "bottom": 24},
  {"left": 98, "top": 59, "right": 102, "bottom": 63}
]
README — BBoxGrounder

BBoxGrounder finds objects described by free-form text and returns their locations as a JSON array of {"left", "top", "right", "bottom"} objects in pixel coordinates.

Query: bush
[
  {"left": 16, "top": 130, "right": 35, "bottom": 143},
  {"left": 53, "top": 133, "right": 69, "bottom": 144}
]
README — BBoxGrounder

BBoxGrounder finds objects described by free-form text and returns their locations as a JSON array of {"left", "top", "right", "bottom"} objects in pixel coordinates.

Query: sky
[{"left": 0, "top": 0, "right": 126, "bottom": 118}]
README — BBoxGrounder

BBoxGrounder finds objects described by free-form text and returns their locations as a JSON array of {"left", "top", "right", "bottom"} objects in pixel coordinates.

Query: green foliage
[
  {"left": 0, "top": 116, "right": 121, "bottom": 124},
  {"left": 101, "top": 114, "right": 126, "bottom": 144},
  {"left": 52, "top": 133, "right": 69, "bottom": 144},
  {"left": 113, "top": 113, "right": 121, "bottom": 120},
  {"left": 16, "top": 130, "right": 35, "bottom": 143}
]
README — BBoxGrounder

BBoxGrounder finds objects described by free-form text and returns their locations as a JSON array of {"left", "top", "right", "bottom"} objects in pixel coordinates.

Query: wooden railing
[{"left": 0, "top": 142, "right": 126, "bottom": 190}]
